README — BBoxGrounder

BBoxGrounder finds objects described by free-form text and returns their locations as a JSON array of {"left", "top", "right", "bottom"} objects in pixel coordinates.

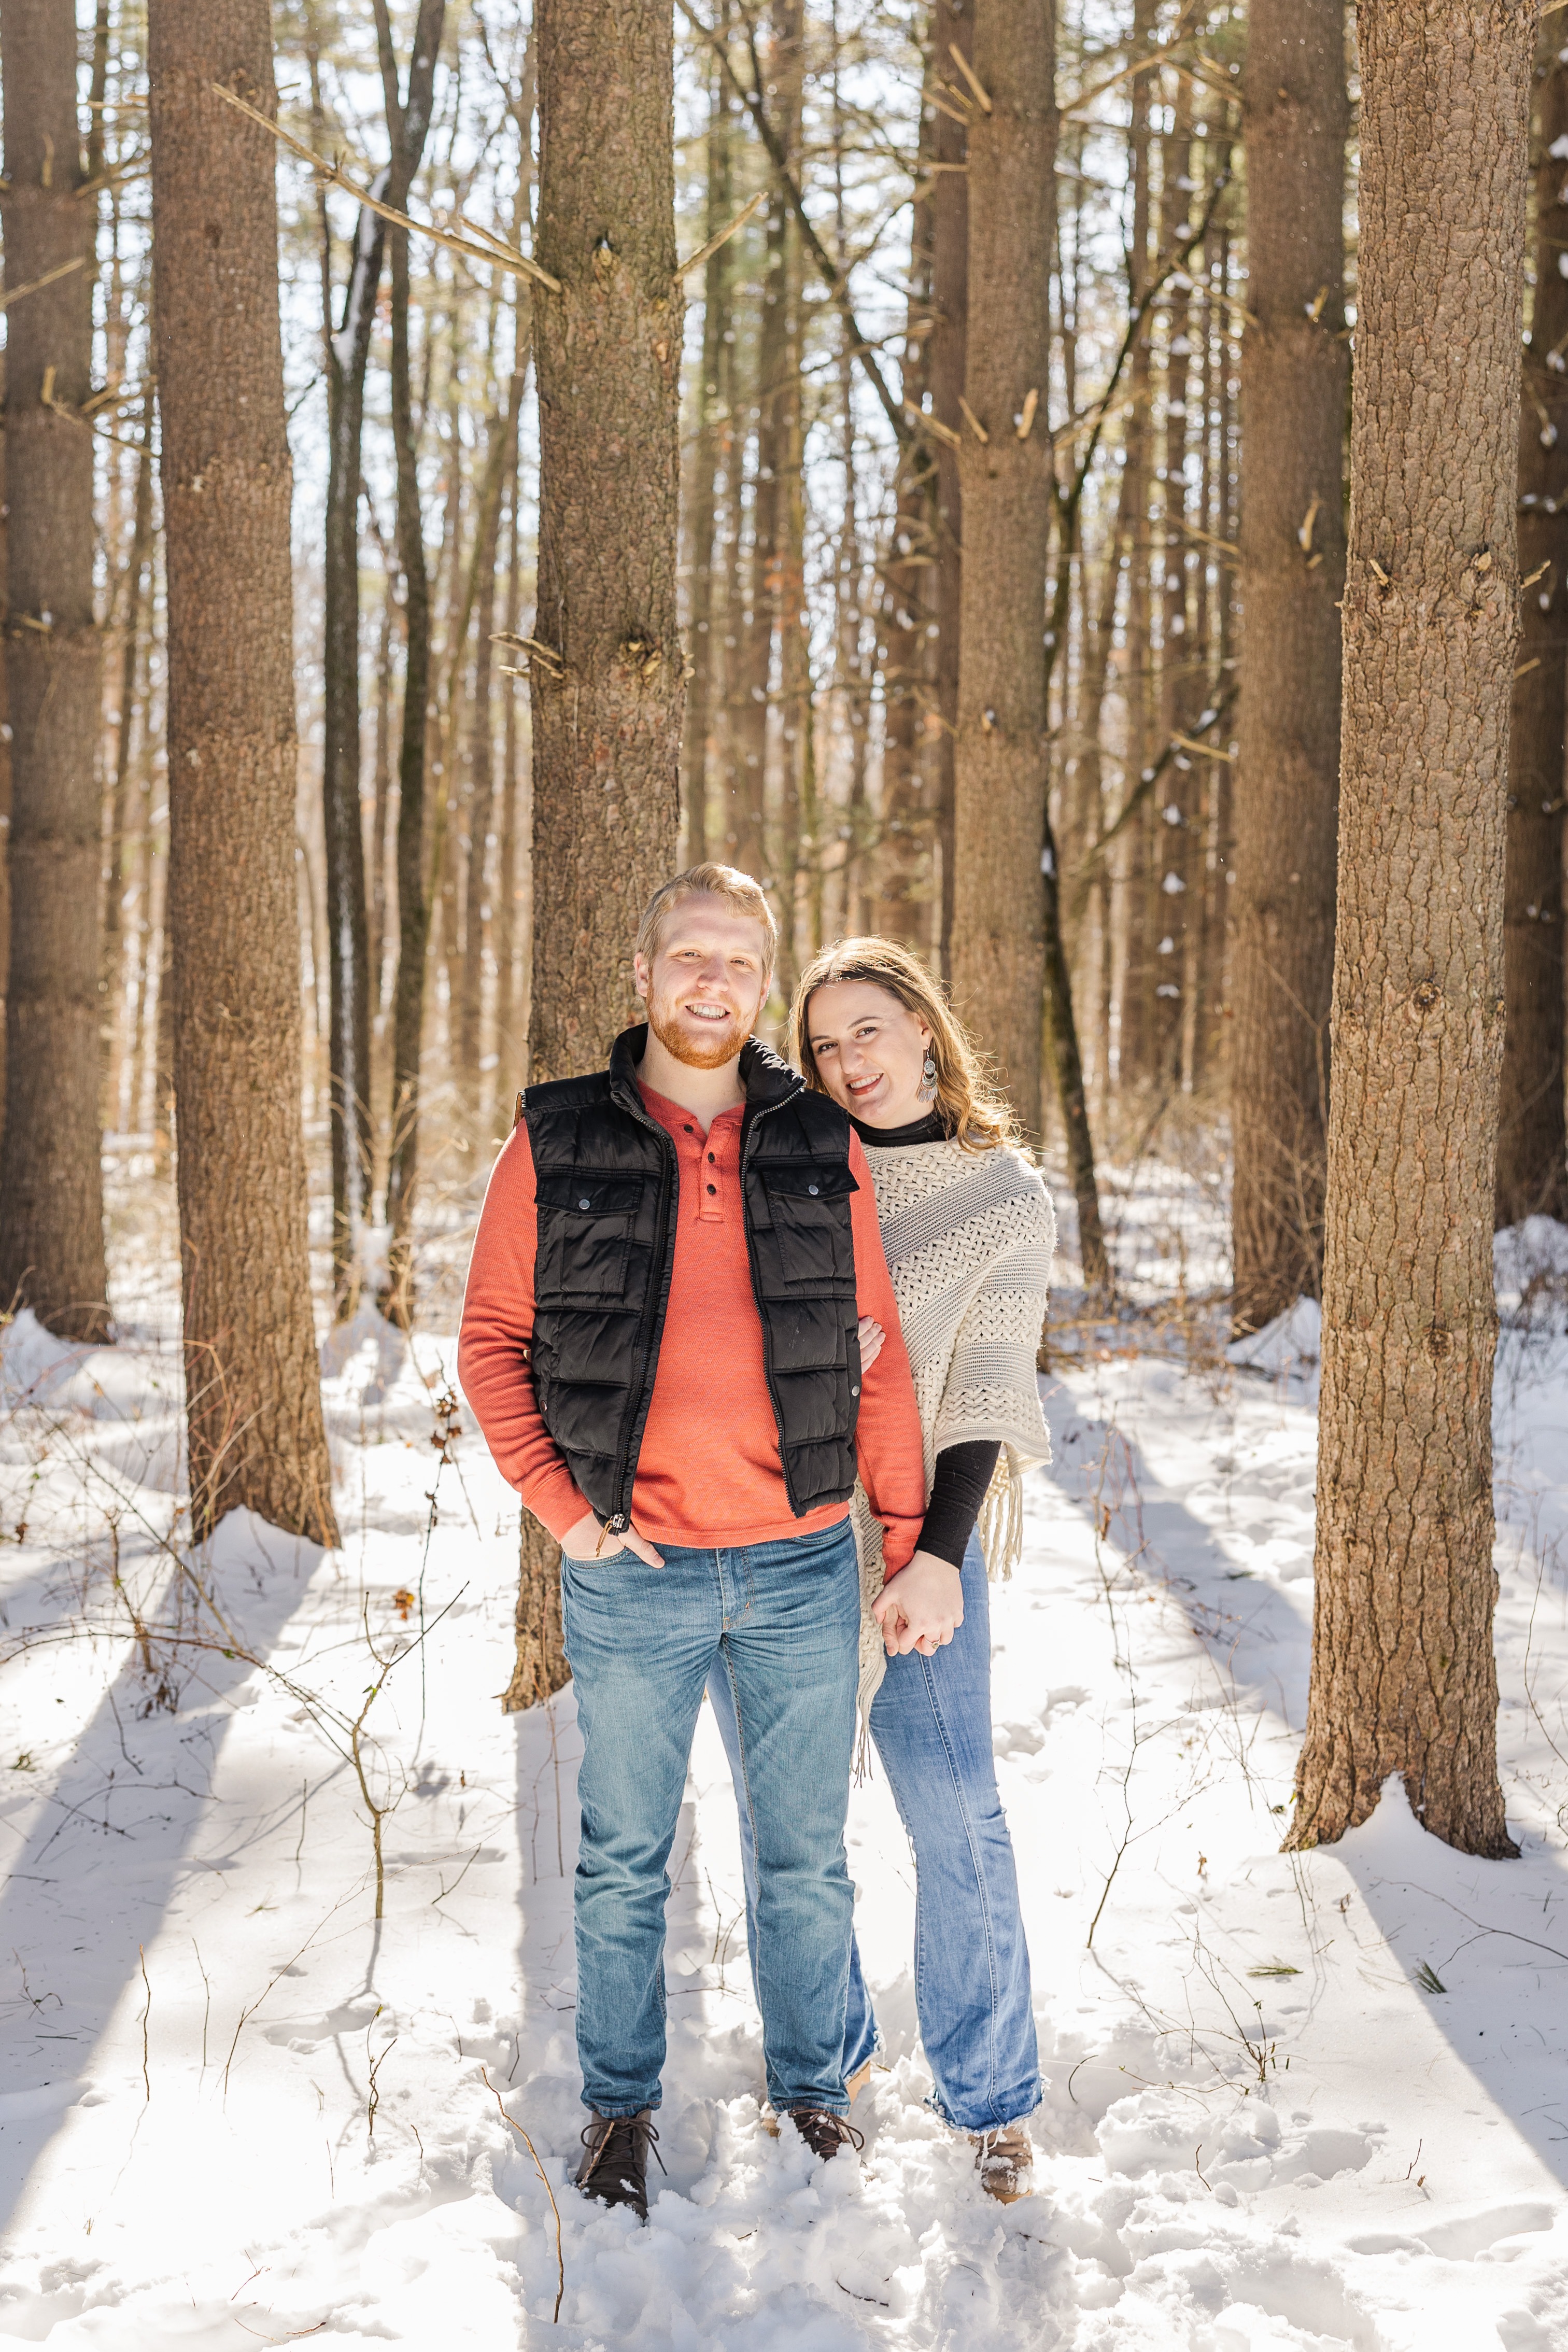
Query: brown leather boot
[
  {"left": 760, "top": 2056, "right": 873, "bottom": 2137},
  {"left": 574, "top": 2108, "right": 662, "bottom": 2222},
  {"left": 786, "top": 2107, "right": 866, "bottom": 2162}
]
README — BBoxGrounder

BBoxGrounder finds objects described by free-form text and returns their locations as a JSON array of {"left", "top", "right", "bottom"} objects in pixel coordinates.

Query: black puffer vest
[{"left": 520, "top": 1025, "right": 863, "bottom": 1536}]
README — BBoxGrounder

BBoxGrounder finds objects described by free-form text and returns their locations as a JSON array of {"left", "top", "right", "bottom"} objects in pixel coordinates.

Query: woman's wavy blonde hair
[{"left": 790, "top": 936, "right": 1019, "bottom": 1154}]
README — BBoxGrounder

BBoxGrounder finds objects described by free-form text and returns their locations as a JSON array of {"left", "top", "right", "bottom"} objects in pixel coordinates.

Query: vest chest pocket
[
  {"left": 756, "top": 1159, "right": 857, "bottom": 1290},
  {"left": 534, "top": 1172, "right": 645, "bottom": 1301}
]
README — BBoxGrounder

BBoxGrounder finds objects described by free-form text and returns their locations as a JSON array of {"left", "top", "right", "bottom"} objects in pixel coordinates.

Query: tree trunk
[
  {"left": 512, "top": 0, "right": 683, "bottom": 1706},
  {"left": 528, "top": 0, "right": 684, "bottom": 1084},
  {"left": 321, "top": 192, "right": 386, "bottom": 1311},
  {"left": 148, "top": 1, "right": 338, "bottom": 1547},
  {"left": 0, "top": 0, "right": 110, "bottom": 1340},
  {"left": 948, "top": 0, "right": 1055, "bottom": 1140},
  {"left": 681, "top": 49, "right": 734, "bottom": 869},
  {"left": 373, "top": 0, "right": 446, "bottom": 1328},
  {"left": 102, "top": 400, "right": 157, "bottom": 1130},
  {"left": 385, "top": 226, "right": 435, "bottom": 1328},
  {"left": 1286, "top": 0, "right": 1531, "bottom": 1862},
  {"left": 1497, "top": 26, "right": 1568, "bottom": 1228},
  {"left": 458, "top": 391, "right": 519, "bottom": 1105},
  {"left": 1230, "top": 0, "right": 1347, "bottom": 1336},
  {"left": 1111, "top": 0, "right": 1159, "bottom": 1100},
  {"left": 495, "top": 441, "right": 526, "bottom": 1078},
  {"left": 726, "top": 22, "right": 796, "bottom": 895},
  {"left": 502, "top": 1512, "right": 570, "bottom": 1713},
  {"left": 874, "top": 42, "right": 936, "bottom": 951},
  {"left": 1153, "top": 86, "right": 1196, "bottom": 1086}
]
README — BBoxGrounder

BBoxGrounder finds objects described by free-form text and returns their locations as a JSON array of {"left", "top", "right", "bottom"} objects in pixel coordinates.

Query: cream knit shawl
[{"left": 852, "top": 1137, "right": 1056, "bottom": 1729}]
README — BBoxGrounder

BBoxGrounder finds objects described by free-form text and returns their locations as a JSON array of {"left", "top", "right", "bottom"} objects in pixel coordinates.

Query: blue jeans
[
  {"left": 561, "top": 1516, "right": 860, "bottom": 2120},
  {"left": 707, "top": 1532, "right": 1040, "bottom": 2132}
]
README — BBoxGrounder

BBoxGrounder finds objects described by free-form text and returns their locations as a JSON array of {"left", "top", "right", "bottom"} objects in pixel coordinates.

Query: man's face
[{"left": 634, "top": 893, "right": 772, "bottom": 1070}]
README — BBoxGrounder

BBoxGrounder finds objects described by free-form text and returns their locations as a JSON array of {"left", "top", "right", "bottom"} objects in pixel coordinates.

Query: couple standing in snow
[{"left": 459, "top": 863, "right": 1056, "bottom": 2223}]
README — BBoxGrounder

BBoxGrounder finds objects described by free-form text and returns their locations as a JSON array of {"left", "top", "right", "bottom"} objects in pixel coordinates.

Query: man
[{"left": 458, "top": 864, "right": 927, "bottom": 2221}]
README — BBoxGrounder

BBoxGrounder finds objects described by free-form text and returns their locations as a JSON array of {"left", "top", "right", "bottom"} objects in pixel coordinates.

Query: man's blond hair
[{"left": 635, "top": 864, "right": 778, "bottom": 977}]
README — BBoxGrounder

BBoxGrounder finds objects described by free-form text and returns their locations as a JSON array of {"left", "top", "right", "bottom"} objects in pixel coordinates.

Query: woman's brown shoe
[{"left": 972, "top": 2121, "right": 1034, "bottom": 2202}]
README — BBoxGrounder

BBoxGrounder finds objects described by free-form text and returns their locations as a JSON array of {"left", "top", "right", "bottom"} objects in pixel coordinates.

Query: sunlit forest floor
[{"left": 3, "top": 1146, "right": 1568, "bottom": 2348}]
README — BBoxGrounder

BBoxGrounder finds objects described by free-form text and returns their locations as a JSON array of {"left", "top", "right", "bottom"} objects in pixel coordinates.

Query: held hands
[
  {"left": 560, "top": 1507, "right": 665, "bottom": 1568},
  {"left": 872, "top": 1550, "right": 964, "bottom": 1658}
]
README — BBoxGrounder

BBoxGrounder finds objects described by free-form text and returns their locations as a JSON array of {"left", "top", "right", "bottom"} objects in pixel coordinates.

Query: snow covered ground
[{"left": 2, "top": 1174, "right": 1568, "bottom": 2349}]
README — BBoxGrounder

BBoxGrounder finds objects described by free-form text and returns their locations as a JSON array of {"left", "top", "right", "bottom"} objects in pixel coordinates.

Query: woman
[{"left": 708, "top": 937, "right": 1055, "bottom": 2202}]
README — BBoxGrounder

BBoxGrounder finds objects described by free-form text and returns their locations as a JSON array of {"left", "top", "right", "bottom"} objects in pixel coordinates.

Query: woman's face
[{"left": 804, "top": 979, "right": 931, "bottom": 1128}]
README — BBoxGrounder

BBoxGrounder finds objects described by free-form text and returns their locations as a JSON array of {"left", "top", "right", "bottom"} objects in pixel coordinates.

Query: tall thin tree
[
  {"left": 1230, "top": 0, "right": 1347, "bottom": 1335},
  {"left": 148, "top": 0, "right": 338, "bottom": 1545},
  {"left": 0, "top": 0, "right": 110, "bottom": 1339},
  {"left": 526, "top": 0, "right": 684, "bottom": 1083},
  {"left": 320, "top": 158, "right": 386, "bottom": 1313},
  {"left": 504, "top": 0, "right": 683, "bottom": 1709},
  {"left": 948, "top": 0, "right": 1055, "bottom": 1138},
  {"left": 374, "top": 0, "right": 447, "bottom": 1330},
  {"left": 1287, "top": 0, "right": 1533, "bottom": 1860}
]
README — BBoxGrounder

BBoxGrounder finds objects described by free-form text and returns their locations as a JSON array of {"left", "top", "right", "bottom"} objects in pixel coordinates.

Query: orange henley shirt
[{"left": 457, "top": 1081, "right": 927, "bottom": 1571}]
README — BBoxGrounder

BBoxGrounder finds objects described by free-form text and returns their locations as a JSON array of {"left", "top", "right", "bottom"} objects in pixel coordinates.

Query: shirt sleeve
[
  {"left": 917, "top": 1439, "right": 1001, "bottom": 1568},
  {"left": 456, "top": 1120, "right": 590, "bottom": 1541},
  {"left": 846, "top": 1132, "right": 928, "bottom": 1576}
]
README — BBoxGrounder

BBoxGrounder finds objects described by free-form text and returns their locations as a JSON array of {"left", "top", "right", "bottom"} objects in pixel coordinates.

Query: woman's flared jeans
[{"left": 707, "top": 1531, "right": 1040, "bottom": 2132}]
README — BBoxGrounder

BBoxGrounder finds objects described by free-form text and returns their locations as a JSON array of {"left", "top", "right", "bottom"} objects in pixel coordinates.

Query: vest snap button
[
  {"left": 808, "top": 1183, "right": 819, "bottom": 1195},
  {"left": 851, "top": 1383, "right": 860, "bottom": 1396},
  {"left": 578, "top": 1198, "right": 591, "bottom": 1209}
]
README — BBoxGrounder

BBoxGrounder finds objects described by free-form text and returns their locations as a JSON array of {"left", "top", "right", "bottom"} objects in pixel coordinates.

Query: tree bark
[
  {"left": 321, "top": 190, "right": 385, "bottom": 1309},
  {"left": 502, "top": 1512, "right": 570, "bottom": 1713},
  {"left": 1230, "top": 0, "right": 1347, "bottom": 1336},
  {"left": 374, "top": 0, "right": 447, "bottom": 1330},
  {"left": 726, "top": 10, "right": 799, "bottom": 895},
  {"left": 1286, "top": 0, "right": 1531, "bottom": 1862},
  {"left": 458, "top": 391, "right": 519, "bottom": 1104},
  {"left": 1111, "top": 0, "right": 1158, "bottom": 1097},
  {"left": 874, "top": 38, "right": 937, "bottom": 951},
  {"left": 1153, "top": 86, "right": 1196, "bottom": 1085},
  {"left": 511, "top": 0, "right": 683, "bottom": 1706},
  {"left": 148, "top": 0, "right": 338, "bottom": 1547},
  {"left": 681, "top": 49, "right": 734, "bottom": 869},
  {"left": 103, "top": 403, "right": 157, "bottom": 1127},
  {"left": 1496, "top": 25, "right": 1568, "bottom": 1228},
  {"left": 948, "top": 0, "right": 1055, "bottom": 1139},
  {"left": 528, "top": 0, "right": 684, "bottom": 1085},
  {"left": 0, "top": 0, "right": 110, "bottom": 1339}
]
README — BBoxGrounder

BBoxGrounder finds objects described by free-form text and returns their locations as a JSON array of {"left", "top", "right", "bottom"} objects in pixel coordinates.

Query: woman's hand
[
  {"left": 872, "top": 1550, "right": 963, "bottom": 1657},
  {"left": 857, "top": 1315, "right": 886, "bottom": 1370},
  {"left": 560, "top": 1508, "right": 664, "bottom": 1568}
]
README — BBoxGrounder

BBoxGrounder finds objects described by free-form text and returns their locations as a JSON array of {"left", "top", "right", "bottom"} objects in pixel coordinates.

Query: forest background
[{"left": 2, "top": 0, "right": 1566, "bottom": 1899}]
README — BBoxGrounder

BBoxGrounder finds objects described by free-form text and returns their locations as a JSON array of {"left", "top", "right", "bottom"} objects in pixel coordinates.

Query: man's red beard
[{"left": 646, "top": 985, "right": 752, "bottom": 1071}]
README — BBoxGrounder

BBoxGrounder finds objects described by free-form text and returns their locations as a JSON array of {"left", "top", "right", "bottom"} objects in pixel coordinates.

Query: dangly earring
[{"left": 917, "top": 1050, "right": 938, "bottom": 1102}]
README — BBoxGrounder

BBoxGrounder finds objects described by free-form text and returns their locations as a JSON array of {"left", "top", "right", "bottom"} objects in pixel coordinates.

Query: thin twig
[
  {"left": 210, "top": 82, "right": 562, "bottom": 292},
  {"left": 483, "top": 2069, "right": 565, "bottom": 2322},
  {"left": 677, "top": 189, "right": 765, "bottom": 279},
  {"left": 0, "top": 255, "right": 88, "bottom": 312}
]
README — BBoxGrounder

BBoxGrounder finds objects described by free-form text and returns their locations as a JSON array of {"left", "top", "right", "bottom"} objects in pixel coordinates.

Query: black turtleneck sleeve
[{"left": 914, "top": 1439, "right": 1001, "bottom": 1569}]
